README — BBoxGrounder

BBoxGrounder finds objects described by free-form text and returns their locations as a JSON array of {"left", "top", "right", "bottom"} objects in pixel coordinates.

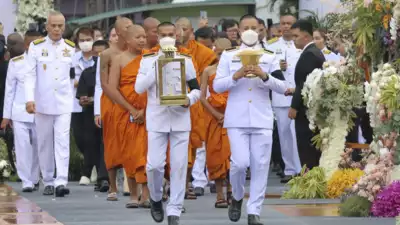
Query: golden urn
[{"left": 236, "top": 49, "right": 264, "bottom": 78}]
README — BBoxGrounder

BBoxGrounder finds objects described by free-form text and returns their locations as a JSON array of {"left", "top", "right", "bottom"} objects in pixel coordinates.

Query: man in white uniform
[
  {"left": 135, "top": 22, "right": 200, "bottom": 225},
  {"left": 213, "top": 15, "right": 286, "bottom": 225},
  {"left": 1, "top": 31, "right": 42, "bottom": 192},
  {"left": 266, "top": 14, "right": 302, "bottom": 183},
  {"left": 24, "top": 11, "right": 75, "bottom": 197}
]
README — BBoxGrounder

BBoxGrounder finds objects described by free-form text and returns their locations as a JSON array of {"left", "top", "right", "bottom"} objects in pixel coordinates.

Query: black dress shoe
[
  {"left": 55, "top": 185, "right": 69, "bottom": 197},
  {"left": 94, "top": 184, "right": 100, "bottom": 192},
  {"left": 194, "top": 187, "right": 204, "bottom": 196},
  {"left": 22, "top": 187, "right": 33, "bottom": 192},
  {"left": 248, "top": 214, "right": 263, "bottom": 225},
  {"left": 228, "top": 198, "right": 243, "bottom": 222},
  {"left": 33, "top": 183, "right": 39, "bottom": 191},
  {"left": 150, "top": 199, "right": 164, "bottom": 223},
  {"left": 43, "top": 186, "right": 54, "bottom": 195},
  {"left": 280, "top": 175, "right": 294, "bottom": 184},
  {"left": 168, "top": 215, "right": 180, "bottom": 225},
  {"left": 99, "top": 180, "right": 109, "bottom": 193},
  {"left": 276, "top": 171, "right": 285, "bottom": 178}
]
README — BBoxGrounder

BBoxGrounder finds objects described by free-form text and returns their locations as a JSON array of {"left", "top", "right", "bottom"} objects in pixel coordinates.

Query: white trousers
[
  {"left": 13, "top": 121, "right": 40, "bottom": 188},
  {"left": 35, "top": 113, "right": 71, "bottom": 187},
  {"left": 146, "top": 131, "right": 189, "bottom": 217},
  {"left": 192, "top": 142, "right": 208, "bottom": 188},
  {"left": 227, "top": 128, "right": 272, "bottom": 216},
  {"left": 274, "top": 107, "right": 301, "bottom": 175}
]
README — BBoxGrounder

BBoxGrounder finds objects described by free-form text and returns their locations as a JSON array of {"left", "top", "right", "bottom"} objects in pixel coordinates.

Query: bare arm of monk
[
  {"left": 108, "top": 54, "right": 141, "bottom": 121},
  {"left": 100, "top": 49, "right": 112, "bottom": 94},
  {"left": 200, "top": 66, "right": 224, "bottom": 124}
]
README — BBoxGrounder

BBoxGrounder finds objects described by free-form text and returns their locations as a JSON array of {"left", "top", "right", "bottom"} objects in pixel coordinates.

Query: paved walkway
[{"left": 3, "top": 175, "right": 397, "bottom": 225}]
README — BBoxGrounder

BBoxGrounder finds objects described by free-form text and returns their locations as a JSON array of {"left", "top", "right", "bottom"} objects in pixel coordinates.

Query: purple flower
[{"left": 371, "top": 181, "right": 400, "bottom": 217}]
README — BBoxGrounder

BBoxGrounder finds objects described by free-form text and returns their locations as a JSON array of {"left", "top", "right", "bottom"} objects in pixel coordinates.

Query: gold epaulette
[
  {"left": 64, "top": 39, "right": 75, "bottom": 48},
  {"left": 33, "top": 38, "right": 45, "bottom": 45},
  {"left": 12, "top": 55, "right": 24, "bottom": 62},
  {"left": 263, "top": 49, "right": 274, "bottom": 54},
  {"left": 323, "top": 49, "right": 331, "bottom": 54},
  {"left": 143, "top": 52, "right": 156, "bottom": 58},
  {"left": 225, "top": 46, "right": 238, "bottom": 52},
  {"left": 267, "top": 37, "right": 278, "bottom": 45},
  {"left": 178, "top": 53, "right": 192, "bottom": 58}
]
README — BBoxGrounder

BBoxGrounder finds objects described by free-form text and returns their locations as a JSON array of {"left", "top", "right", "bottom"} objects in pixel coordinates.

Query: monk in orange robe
[
  {"left": 176, "top": 17, "right": 217, "bottom": 198},
  {"left": 200, "top": 38, "right": 232, "bottom": 207},
  {"left": 108, "top": 25, "right": 151, "bottom": 208},
  {"left": 99, "top": 17, "right": 133, "bottom": 201}
]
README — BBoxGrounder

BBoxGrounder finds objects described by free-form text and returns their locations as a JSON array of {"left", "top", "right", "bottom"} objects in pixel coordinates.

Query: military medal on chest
[
  {"left": 42, "top": 49, "right": 48, "bottom": 57},
  {"left": 63, "top": 48, "right": 71, "bottom": 57}
]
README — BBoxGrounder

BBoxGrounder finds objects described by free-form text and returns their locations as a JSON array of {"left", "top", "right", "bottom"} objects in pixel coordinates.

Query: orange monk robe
[
  {"left": 113, "top": 57, "right": 148, "bottom": 183},
  {"left": 186, "top": 40, "right": 217, "bottom": 168},
  {"left": 204, "top": 74, "right": 230, "bottom": 180},
  {"left": 101, "top": 91, "right": 123, "bottom": 170}
]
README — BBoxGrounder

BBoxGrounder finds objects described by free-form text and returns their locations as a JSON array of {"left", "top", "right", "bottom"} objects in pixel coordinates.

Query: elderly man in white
[
  {"left": 24, "top": 11, "right": 75, "bottom": 197},
  {"left": 135, "top": 22, "right": 200, "bottom": 225},
  {"left": 213, "top": 15, "right": 286, "bottom": 225}
]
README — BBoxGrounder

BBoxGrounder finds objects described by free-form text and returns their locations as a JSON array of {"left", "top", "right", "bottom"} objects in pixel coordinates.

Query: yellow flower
[
  {"left": 327, "top": 169, "right": 364, "bottom": 198},
  {"left": 383, "top": 14, "right": 391, "bottom": 30},
  {"left": 375, "top": 3, "right": 382, "bottom": 12}
]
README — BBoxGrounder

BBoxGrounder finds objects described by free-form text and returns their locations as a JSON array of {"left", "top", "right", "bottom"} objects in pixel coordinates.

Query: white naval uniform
[
  {"left": 24, "top": 36, "right": 75, "bottom": 187},
  {"left": 94, "top": 57, "right": 102, "bottom": 116},
  {"left": 135, "top": 51, "right": 200, "bottom": 217},
  {"left": 266, "top": 37, "right": 302, "bottom": 176},
  {"left": 3, "top": 54, "right": 39, "bottom": 189},
  {"left": 322, "top": 47, "right": 341, "bottom": 63},
  {"left": 213, "top": 43, "right": 286, "bottom": 215}
]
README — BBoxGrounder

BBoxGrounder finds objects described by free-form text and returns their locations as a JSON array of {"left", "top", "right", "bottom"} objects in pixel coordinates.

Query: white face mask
[
  {"left": 159, "top": 37, "right": 176, "bottom": 48},
  {"left": 241, "top": 29, "right": 259, "bottom": 46},
  {"left": 79, "top": 41, "right": 93, "bottom": 52}
]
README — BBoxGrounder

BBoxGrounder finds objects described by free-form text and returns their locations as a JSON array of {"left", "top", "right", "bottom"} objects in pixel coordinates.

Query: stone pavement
[{"left": 4, "top": 175, "right": 397, "bottom": 225}]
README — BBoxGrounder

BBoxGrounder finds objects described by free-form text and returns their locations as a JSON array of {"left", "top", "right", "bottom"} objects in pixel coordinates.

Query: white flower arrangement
[
  {"left": 13, "top": 0, "right": 54, "bottom": 33},
  {"left": 302, "top": 55, "right": 364, "bottom": 180},
  {"left": 365, "top": 63, "right": 397, "bottom": 128},
  {"left": 0, "top": 159, "right": 11, "bottom": 181}
]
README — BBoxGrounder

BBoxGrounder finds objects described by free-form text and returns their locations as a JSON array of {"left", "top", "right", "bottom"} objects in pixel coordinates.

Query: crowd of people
[{"left": 0, "top": 10, "right": 373, "bottom": 225}]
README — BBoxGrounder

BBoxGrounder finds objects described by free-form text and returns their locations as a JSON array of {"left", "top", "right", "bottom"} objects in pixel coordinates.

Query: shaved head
[
  {"left": 125, "top": 25, "right": 146, "bottom": 52},
  {"left": 175, "top": 17, "right": 193, "bottom": 44},
  {"left": 143, "top": 17, "right": 160, "bottom": 30},
  {"left": 115, "top": 17, "right": 133, "bottom": 37},
  {"left": 143, "top": 17, "right": 160, "bottom": 49},
  {"left": 7, "top": 33, "right": 23, "bottom": 48},
  {"left": 214, "top": 38, "right": 231, "bottom": 50}
]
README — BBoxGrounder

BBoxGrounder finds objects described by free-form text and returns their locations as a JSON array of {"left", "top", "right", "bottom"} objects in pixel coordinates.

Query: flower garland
[
  {"left": 14, "top": 0, "right": 54, "bottom": 33},
  {"left": 301, "top": 52, "right": 364, "bottom": 180}
]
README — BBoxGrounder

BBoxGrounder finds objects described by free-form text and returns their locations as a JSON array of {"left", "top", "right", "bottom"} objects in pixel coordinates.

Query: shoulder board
[
  {"left": 12, "top": 55, "right": 24, "bottom": 62},
  {"left": 267, "top": 37, "right": 278, "bottom": 45},
  {"left": 64, "top": 39, "right": 75, "bottom": 48},
  {"left": 33, "top": 38, "right": 45, "bottom": 45},
  {"left": 323, "top": 49, "right": 331, "bottom": 54},
  {"left": 263, "top": 49, "right": 274, "bottom": 54},
  {"left": 178, "top": 53, "right": 192, "bottom": 58},
  {"left": 143, "top": 52, "right": 156, "bottom": 58},
  {"left": 225, "top": 47, "right": 238, "bottom": 52}
]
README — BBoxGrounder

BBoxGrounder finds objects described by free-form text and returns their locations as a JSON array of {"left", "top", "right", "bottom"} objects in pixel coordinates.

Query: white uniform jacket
[
  {"left": 267, "top": 37, "right": 302, "bottom": 107},
  {"left": 3, "top": 54, "right": 34, "bottom": 123},
  {"left": 71, "top": 51, "right": 95, "bottom": 113},
  {"left": 24, "top": 36, "right": 76, "bottom": 115},
  {"left": 213, "top": 44, "right": 286, "bottom": 130},
  {"left": 135, "top": 51, "right": 200, "bottom": 133},
  {"left": 94, "top": 57, "right": 102, "bottom": 116}
]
